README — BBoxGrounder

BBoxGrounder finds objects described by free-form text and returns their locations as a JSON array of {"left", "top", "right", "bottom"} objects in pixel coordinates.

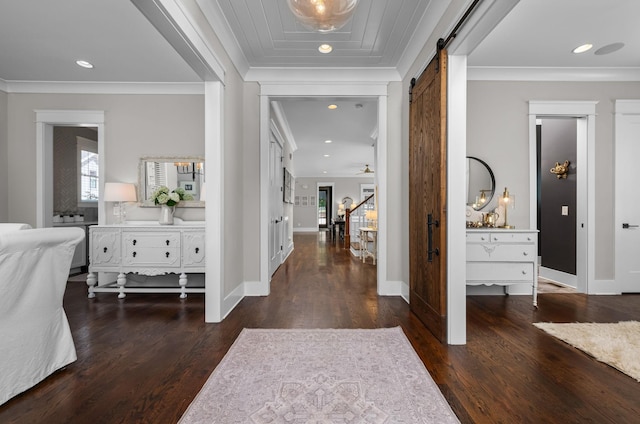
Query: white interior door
[
  {"left": 268, "top": 136, "right": 284, "bottom": 277},
  {"left": 615, "top": 100, "right": 640, "bottom": 293}
]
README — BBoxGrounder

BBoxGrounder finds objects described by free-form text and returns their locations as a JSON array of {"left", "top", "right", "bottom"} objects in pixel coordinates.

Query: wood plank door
[{"left": 409, "top": 48, "right": 448, "bottom": 342}]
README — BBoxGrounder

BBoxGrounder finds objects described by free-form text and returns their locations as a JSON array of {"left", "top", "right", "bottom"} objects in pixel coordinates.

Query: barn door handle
[
  {"left": 622, "top": 223, "right": 639, "bottom": 229},
  {"left": 427, "top": 213, "right": 440, "bottom": 262}
]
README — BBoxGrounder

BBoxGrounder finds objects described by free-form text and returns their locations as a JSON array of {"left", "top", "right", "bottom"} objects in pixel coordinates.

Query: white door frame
[
  {"left": 528, "top": 101, "right": 597, "bottom": 294},
  {"left": 258, "top": 83, "right": 388, "bottom": 296},
  {"left": 317, "top": 182, "right": 335, "bottom": 229},
  {"left": 35, "top": 110, "right": 105, "bottom": 229}
]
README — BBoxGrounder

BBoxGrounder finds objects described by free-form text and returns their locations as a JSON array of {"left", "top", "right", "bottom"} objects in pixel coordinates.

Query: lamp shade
[
  {"left": 287, "top": 0, "right": 358, "bottom": 32},
  {"left": 103, "top": 182, "right": 137, "bottom": 202}
]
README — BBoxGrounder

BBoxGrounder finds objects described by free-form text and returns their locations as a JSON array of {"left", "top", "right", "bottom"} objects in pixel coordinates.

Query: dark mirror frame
[{"left": 467, "top": 156, "right": 495, "bottom": 211}]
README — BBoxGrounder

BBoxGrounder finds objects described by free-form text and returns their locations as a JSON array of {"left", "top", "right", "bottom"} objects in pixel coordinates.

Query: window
[{"left": 77, "top": 137, "right": 98, "bottom": 204}]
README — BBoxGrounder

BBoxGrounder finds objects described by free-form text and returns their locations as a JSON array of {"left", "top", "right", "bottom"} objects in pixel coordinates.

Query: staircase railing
[{"left": 344, "top": 193, "right": 375, "bottom": 248}]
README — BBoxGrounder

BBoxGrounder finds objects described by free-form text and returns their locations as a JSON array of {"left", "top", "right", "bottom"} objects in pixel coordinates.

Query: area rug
[
  {"left": 179, "top": 327, "right": 460, "bottom": 423},
  {"left": 534, "top": 321, "right": 640, "bottom": 382}
]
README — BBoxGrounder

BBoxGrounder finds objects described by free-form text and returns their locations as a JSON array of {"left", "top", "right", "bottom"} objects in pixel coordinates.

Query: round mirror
[{"left": 466, "top": 156, "right": 495, "bottom": 210}]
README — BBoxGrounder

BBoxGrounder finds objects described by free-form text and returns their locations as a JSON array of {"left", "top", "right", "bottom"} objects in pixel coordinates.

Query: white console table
[
  {"left": 466, "top": 229, "right": 539, "bottom": 306},
  {"left": 86, "top": 222, "right": 205, "bottom": 299}
]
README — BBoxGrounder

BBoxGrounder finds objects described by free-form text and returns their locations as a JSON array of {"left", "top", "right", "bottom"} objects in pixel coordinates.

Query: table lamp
[{"left": 104, "top": 182, "right": 137, "bottom": 224}]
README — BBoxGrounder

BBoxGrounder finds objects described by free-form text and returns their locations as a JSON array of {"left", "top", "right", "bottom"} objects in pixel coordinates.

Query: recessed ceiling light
[
  {"left": 318, "top": 44, "right": 333, "bottom": 54},
  {"left": 328, "top": 104, "right": 338, "bottom": 110},
  {"left": 323, "top": 171, "right": 328, "bottom": 174},
  {"left": 572, "top": 43, "right": 593, "bottom": 54},
  {"left": 324, "top": 154, "right": 330, "bottom": 157},
  {"left": 76, "top": 60, "right": 94, "bottom": 69},
  {"left": 325, "top": 140, "right": 332, "bottom": 144}
]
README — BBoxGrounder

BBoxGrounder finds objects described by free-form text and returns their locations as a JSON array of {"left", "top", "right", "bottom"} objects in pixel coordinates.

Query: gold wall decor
[{"left": 550, "top": 160, "right": 570, "bottom": 179}]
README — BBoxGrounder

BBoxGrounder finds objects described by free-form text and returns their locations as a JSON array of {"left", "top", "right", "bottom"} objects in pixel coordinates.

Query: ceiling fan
[{"left": 357, "top": 164, "right": 374, "bottom": 174}]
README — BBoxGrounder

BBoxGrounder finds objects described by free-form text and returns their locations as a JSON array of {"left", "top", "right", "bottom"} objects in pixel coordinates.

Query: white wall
[
  {"left": 467, "top": 81, "right": 640, "bottom": 280},
  {"left": 6, "top": 93, "right": 205, "bottom": 226},
  {"left": 0, "top": 89, "right": 8, "bottom": 222}
]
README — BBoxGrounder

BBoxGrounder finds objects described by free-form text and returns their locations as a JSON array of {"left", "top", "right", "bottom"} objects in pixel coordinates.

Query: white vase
[{"left": 159, "top": 204, "right": 175, "bottom": 225}]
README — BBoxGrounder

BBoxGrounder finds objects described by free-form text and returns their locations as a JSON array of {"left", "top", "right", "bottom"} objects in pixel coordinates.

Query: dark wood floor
[{"left": 1, "top": 232, "right": 639, "bottom": 423}]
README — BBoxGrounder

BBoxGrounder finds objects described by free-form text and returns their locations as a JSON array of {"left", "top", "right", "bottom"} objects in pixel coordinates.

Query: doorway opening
[
  {"left": 318, "top": 186, "right": 332, "bottom": 229},
  {"left": 528, "top": 101, "right": 597, "bottom": 294},
  {"left": 260, "top": 86, "right": 389, "bottom": 297},
  {"left": 536, "top": 118, "right": 578, "bottom": 289}
]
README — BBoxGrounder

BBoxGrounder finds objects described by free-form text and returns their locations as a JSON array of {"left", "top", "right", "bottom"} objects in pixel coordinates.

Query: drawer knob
[
  {"left": 195, "top": 247, "right": 200, "bottom": 254},
  {"left": 166, "top": 240, "right": 170, "bottom": 246},
  {"left": 133, "top": 239, "right": 137, "bottom": 246},
  {"left": 481, "top": 237, "right": 486, "bottom": 241},
  {"left": 522, "top": 270, "right": 527, "bottom": 275},
  {"left": 166, "top": 252, "right": 170, "bottom": 258},
  {"left": 523, "top": 252, "right": 528, "bottom": 256},
  {"left": 133, "top": 251, "right": 137, "bottom": 258},
  {"left": 103, "top": 247, "right": 108, "bottom": 253}
]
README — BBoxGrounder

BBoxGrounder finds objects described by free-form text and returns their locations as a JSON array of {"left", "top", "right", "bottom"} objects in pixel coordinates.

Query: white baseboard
[
  {"left": 245, "top": 280, "right": 269, "bottom": 296},
  {"left": 589, "top": 279, "right": 620, "bottom": 295},
  {"left": 539, "top": 266, "right": 577, "bottom": 288},
  {"left": 293, "top": 227, "right": 318, "bottom": 233},
  {"left": 221, "top": 283, "right": 245, "bottom": 320},
  {"left": 378, "top": 280, "right": 406, "bottom": 297}
]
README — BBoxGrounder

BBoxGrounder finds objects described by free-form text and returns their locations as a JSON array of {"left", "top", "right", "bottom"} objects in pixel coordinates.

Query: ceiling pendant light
[{"left": 287, "top": 0, "right": 359, "bottom": 33}]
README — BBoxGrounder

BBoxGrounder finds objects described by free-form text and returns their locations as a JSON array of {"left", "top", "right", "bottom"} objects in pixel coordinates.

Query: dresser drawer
[
  {"left": 123, "top": 247, "right": 180, "bottom": 267},
  {"left": 466, "top": 232, "right": 491, "bottom": 243},
  {"left": 467, "top": 243, "right": 537, "bottom": 262},
  {"left": 467, "top": 262, "right": 534, "bottom": 282},
  {"left": 489, "top": 232, "right": 536, "bottom": 244},
  {"left": 123, "top": 232, "right": 180, "bottom": 249}
]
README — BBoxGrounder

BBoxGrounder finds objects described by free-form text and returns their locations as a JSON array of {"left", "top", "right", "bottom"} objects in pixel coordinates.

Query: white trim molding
[
  {"left": 35, "top": 110, "right": 105, "bottom": 229},
  {"left": 5, "top": 81, "right": 204, "bottom": 95},
  {"left": 469, "top": 67, "right": 640, "bottom": 82}
]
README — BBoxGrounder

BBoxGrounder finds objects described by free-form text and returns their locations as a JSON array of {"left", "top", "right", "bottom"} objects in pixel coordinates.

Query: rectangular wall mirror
[{"left": 138, "top": 156, "right": 205, "bottom": 207}]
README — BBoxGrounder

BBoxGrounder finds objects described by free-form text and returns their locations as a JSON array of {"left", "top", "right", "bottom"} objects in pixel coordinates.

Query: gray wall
[
  {"left": 6, "top": 93, "right": 205, "bottom": 226},
  {"left": 0, "top": 89, "right": 7, "bottom": 222},
  {"left": 468, "top": 81, "right": 640, "bottom": 281},
  {"left": 538, "top": 118, "right": 577, "bottom": 275}
]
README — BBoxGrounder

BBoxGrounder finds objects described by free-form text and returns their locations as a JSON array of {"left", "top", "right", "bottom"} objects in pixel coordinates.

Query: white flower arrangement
[{"left": 150, "top": 186, "right": 193, "bottom": 206}]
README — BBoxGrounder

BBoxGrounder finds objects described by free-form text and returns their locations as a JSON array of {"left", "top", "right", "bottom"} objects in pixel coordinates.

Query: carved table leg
[
  {"left": 179, "top": 273, "right": 188, "bottom": 299},
  {"left": 117, "top": 272, "right": 127, "bottom": 299},
  {"left": 86, "top": 272, "right": 97, "bottom": 298}
]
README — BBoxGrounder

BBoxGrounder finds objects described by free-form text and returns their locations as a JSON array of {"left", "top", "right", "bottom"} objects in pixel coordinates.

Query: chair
[{"left": 0, "top": 224, "right": 85, "bottom": 405}]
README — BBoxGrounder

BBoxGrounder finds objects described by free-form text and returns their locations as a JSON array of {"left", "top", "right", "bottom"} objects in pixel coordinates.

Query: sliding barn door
[{"left": 409, "top": 48, "right": 448, "bottom": 342}]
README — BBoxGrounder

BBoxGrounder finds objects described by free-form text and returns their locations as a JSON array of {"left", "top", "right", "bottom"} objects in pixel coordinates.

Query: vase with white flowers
[{"left": 150, "top": 186, "right": 194, "bottom": 225}]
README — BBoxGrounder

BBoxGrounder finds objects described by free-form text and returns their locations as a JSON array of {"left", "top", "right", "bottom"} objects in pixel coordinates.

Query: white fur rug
[
  {"left": 179, "top": 327, "right": 460, "bottom": 423},
  {"left": 534, "top": 321, "right": 640, "bottom": 382}
]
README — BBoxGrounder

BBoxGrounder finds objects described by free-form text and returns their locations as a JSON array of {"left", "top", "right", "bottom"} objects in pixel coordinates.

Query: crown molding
[
  {"left": 0, "top": 78, "right": 7, "bottom": 93},
  {"left": 396, "top": 0, "right": 452, "bottom": 79},
  {"left": 468, "top": 67, "right": 640, "bottom": 82},
  {"left": 3, "top": 81, "right": 204, "bottom": 95},
  {"left": 246, "top": 67, "right": 400, "bottom": 84},
  {"left": 195, "top": 0, "right": 250, "bottom": 79}
]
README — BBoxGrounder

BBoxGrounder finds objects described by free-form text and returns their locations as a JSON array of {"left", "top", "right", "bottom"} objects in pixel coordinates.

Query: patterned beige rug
[
  {"left": 534, "top": 321, "right": 640, "bottom": 382},
  {"left": 179, "top": 327, "right": 460, "bottom": 423}
]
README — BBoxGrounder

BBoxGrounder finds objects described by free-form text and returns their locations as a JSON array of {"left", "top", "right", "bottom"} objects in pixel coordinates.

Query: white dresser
[
  {"left": 466, "top": 229, "right": 539, "bottom": 306},
  {"left": 86, "top": 223, "right": 205, "bottom": 299}
]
